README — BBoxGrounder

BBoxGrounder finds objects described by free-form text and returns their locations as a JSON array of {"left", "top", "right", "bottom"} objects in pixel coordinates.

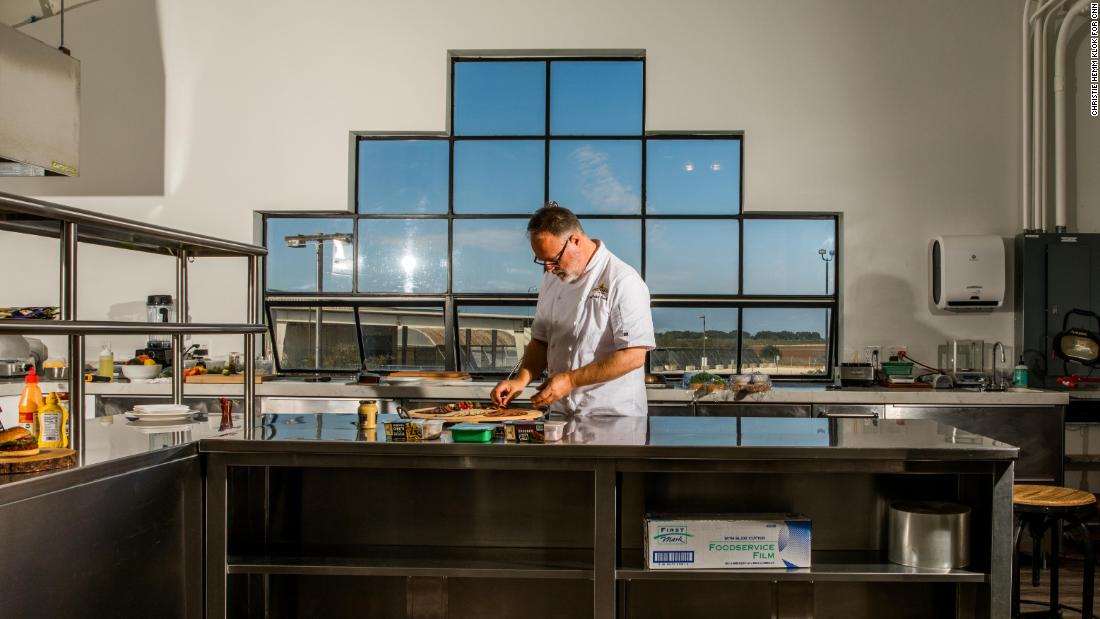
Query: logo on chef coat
[{"left": 589, "top": 281, "right": 609, "bottom": 300}]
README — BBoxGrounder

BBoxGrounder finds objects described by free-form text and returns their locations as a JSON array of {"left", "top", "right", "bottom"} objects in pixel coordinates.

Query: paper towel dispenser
[{"left": 930, "top": 235, "right": 1005, "bottom": 311}]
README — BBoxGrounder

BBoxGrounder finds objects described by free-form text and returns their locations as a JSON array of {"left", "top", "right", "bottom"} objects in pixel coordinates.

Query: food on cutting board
[
  {"left": 0, "top": 427, "right": 40, "bottom": 457},
  {"left": 183, "top": 366, "right": 209, "bottom": 378},
  {"left": 409, "top": 401, "right": 535, "bottom": 419}
]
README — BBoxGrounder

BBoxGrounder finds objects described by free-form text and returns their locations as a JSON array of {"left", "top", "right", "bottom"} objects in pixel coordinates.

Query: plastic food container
[
  {"left": 880, "top": 361, "right": 914, "bottom": 376},
  {"left": 504, "top": 420, "right": 544, "bottom": 443},
  {"left": 449, "top": 423, "right": 494, "bottom": 443},
  {"left": 543, "top": 420, "right": 566, "bottom": 442},
  {"left": 384, "top": 420, "right": 424, "bottom": 442},
  {"left": 421, "top": 419, "right": 444, "bottom": 440}
]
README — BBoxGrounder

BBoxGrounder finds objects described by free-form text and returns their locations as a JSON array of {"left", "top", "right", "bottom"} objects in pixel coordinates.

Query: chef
[{"left": 490, "top": 203, "right": 655, "bottom": 416}]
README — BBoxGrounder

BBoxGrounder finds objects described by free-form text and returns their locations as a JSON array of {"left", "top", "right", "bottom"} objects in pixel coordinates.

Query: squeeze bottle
[{"left": 18, "top": 367, "right": 44, "bottom": 434}]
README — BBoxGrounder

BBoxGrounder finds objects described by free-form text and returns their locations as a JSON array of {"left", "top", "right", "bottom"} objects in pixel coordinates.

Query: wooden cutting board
[
  {"left": 0, "top": 448, "right": 77, "bottom": 474},
  {"left": 882, "top": 381, "right": 930, "bottom": 389},
  {"left": 185, "top": 374, "right": 269, "bottom": 384},
  {"left": 387, "top": 371, "right": 472, "bottom": 381},
  {"left": 405, "top": 407, "right": 542, "bottom": 423}
]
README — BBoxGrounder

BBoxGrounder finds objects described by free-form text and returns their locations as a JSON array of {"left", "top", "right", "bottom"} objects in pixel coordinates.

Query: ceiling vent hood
[{"left": 0, "top": 22, "right": 79, "bottom": 176}]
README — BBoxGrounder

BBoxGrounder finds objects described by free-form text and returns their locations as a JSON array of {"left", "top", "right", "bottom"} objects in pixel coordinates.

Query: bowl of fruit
[{"left": 121, "top": 355, "right": 162, "bottom": 381}]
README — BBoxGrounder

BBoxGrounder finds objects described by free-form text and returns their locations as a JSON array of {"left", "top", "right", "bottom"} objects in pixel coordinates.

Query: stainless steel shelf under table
[{"left": 201, "top": 414, "right": 1017, "bottom": 619}]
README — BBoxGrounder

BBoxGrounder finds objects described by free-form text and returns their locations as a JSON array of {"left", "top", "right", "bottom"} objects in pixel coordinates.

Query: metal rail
[
  {"left": 173, "top": 251, "right": 189, "bottom": 405},
  {"left": 0, "top": 192, "right": 268, "bottom": 457},
  {"left": 0, "top": 321, "right": 266, "bottom": 335},
  {"left": 0, "top": 192, "right": 266, "bottom": 258},
  {"left": 244, "top": 255, "right": 261, "bottom": 434}
]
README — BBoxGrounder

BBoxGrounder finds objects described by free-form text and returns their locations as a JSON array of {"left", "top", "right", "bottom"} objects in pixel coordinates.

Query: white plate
[
  {"left": 133, "top": 404, "right": 191, "bottom": 414},
  {"left": 382, "top": 377, "right": 424, "bottom": 383},
  {"left": 125, "top": 420, "right": 195, "bottom": 433},
  {"left": 129, "top": 409, "right": 196, "bottom": 417},
  {"left": 127, "top": 409, "right": 196, "bottom": 421}
]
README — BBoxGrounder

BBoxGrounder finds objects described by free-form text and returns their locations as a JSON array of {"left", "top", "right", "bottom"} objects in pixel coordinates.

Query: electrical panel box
[{"left": 1016, "top": 233, "right": 1100, "bottom": 388}]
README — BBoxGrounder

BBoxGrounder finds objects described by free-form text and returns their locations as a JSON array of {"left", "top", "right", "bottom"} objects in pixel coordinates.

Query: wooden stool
[{"left": 1013, "top": 484, "right": 1097, "bottom": 618}]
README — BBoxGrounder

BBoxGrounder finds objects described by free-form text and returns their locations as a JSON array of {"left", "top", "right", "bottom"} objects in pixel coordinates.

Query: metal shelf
[
  {"left": 228, "top": 546, "right": 594, "bottom": 580},
  {"left": 616, "top": 551, "right": 988, "bottom": 583},
  {"left": 0, "top": 192, "right": 266, "bottom": 258},
  {"left": 0, "top": 320, "right": 266, "bottom": 335},
  {"left": 0, "top": 191, "right": 265, "bottom": 452}
]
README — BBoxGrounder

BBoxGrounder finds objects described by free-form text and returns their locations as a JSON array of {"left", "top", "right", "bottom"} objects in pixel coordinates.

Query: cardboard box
[{"left": 645, "top": 514, "right": 811, "bottom": 569}]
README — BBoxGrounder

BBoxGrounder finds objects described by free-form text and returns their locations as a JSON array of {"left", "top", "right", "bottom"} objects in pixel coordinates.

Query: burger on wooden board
[{"left": 0, "top": 427, "right": 40, "bottom": 457}]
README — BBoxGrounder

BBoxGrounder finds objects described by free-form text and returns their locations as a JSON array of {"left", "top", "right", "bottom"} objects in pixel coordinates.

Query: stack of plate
[{"left": 126, "top": 404, "right": 196, "bottom": 425}]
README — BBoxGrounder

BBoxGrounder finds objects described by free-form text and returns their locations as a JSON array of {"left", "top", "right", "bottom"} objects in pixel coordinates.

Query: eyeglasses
[{"left": 533, "top": 236, "right": 572, "bottom": 267}]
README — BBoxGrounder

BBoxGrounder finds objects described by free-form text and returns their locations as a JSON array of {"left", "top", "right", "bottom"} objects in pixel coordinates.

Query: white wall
[{"left": 1, "top": 0, "right": 1098, "bottom": 368}]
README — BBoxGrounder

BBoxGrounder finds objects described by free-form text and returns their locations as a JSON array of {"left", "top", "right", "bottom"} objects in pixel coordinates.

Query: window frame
[{"left": 260, "top": 55, "right": 841, "bottom": 380}]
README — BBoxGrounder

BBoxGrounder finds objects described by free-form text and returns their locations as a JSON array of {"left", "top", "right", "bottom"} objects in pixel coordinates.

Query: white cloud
[{"left": 570, "top": 145, "right": 640, "bottom": 213}]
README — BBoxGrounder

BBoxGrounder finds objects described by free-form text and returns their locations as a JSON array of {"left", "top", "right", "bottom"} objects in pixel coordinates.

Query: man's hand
[
  {"left": 531, "top": 372, "right": 576, "bottom": 409},
  {"left": 490, "top": 378, "right": 529, "bottom": 407}
]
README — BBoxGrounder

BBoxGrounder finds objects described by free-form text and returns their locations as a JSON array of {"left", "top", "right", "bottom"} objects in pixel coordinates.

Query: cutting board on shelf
[
  {"left": 386, "top": 371, "right": 472, "bottom": 381},
  {"left": 185, "top": 374, "right": 270, "bottom": 384},
  {"left": 0, "top": 448, "right": 77, "bottom": 474}
]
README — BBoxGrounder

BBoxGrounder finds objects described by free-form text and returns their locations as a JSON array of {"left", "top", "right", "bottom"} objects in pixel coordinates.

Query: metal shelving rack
[{"left": 0, "top": 191, "right": 266, "bottom": 454}]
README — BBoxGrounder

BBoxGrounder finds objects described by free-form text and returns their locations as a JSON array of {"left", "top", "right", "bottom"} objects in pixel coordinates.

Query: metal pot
[
  {"left": 43, "top": 367, "right": 69, "bottom": 380},
  {"left": 888, "top": 501, "right": 970, "bottom": 569}
]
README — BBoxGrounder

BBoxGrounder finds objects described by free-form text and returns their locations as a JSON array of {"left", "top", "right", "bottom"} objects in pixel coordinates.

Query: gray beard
[{"left": 556, "top": 270, "right": 581, "bottom": 284}]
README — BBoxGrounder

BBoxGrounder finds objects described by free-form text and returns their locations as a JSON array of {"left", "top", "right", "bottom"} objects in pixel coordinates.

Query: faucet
[{"left": 991, "top": 341, "right": 1006, "bottom": 390}]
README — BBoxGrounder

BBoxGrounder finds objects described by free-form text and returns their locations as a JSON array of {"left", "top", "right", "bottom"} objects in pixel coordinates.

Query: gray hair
[{"left": 526, "top": 202, "right": 585, "bottom": 238}]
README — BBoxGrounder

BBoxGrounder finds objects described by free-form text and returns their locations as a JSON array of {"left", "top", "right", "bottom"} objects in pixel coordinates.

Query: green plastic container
[
  {"left": 880, "top": 361, "right": 914, "bottom": 376},
  {"left": 449, "top": 423, "right": 495, "bottom": 443}
]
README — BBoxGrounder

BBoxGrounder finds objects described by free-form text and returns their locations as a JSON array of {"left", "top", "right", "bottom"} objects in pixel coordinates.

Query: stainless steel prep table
[
  {"left": 0, "top": 414, "right": 239, "bottom": 619},
  {"left": 202, "top": 414, "right": 1017, "bottom": 619}
]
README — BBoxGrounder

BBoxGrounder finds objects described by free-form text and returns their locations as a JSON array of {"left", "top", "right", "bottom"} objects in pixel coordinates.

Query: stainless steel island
[
  {"left": 202, "top": 414, "right": 1017, "bottom": 619},
  {"left": 0, "top": 414, "right": 240, "bottom": 619}
]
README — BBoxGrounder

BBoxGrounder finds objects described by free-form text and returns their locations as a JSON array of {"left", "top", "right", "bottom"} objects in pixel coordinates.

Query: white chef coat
[{"left": 530, "top": 241, "right": 656, "bottom": 416}]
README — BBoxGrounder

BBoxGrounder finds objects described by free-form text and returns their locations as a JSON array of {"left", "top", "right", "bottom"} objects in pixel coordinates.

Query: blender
[{"left": 136, "top": 295, "right": 175, "bottom": 366}]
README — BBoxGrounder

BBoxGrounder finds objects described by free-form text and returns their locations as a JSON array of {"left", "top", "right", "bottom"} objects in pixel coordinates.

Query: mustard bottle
[
  {"left": 37, "top": 392, "right": 69, "bottom": 449},
  {"left": 357, "top": 400, "right": 378, "bottom": 430}
]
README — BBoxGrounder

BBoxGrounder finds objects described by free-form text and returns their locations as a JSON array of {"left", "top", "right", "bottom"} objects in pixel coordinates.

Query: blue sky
[
  {"left": 452, "top": 219, "right": 542, "bottom": 293},
  {"left": 550, "top": 140, "right": 641, "bottom": 214},
  {"left": 454, "top": 61, "right": 545, "bottom": 135},
  {"left": 454, "top": 140, "right": 544, "bottom": 213},
  {"left": 653, "top": 307, "right": 739, "bottom": 333},
  {"left": 581, "top": 219, "right": 641, "bottom": 271},
  {"left": 358, "top": 140, "right": 449, "bottom": 214},
  {"left": 743, "top": 219, "right": 835, "bottom": 295},
  {"left": 266, "top": 218, "right": 354, "bottom": 293},
  {"left": 646, "top": 220, "right": 739, "bottom": 294},
  {"left": 358, "top": 219, "right": 448, "bottom": 293},
  {"left": 453, "top": 60, "right": 644, "bottom": 136},
  {"left": 550, "top": 61, "right": 643, "bottom": 135},
  {"left": 647, "top": 140, "right": 741, "bottom": 214},
  {"left": 273, "top": 58, "right": 834, "bottom": 307}
]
